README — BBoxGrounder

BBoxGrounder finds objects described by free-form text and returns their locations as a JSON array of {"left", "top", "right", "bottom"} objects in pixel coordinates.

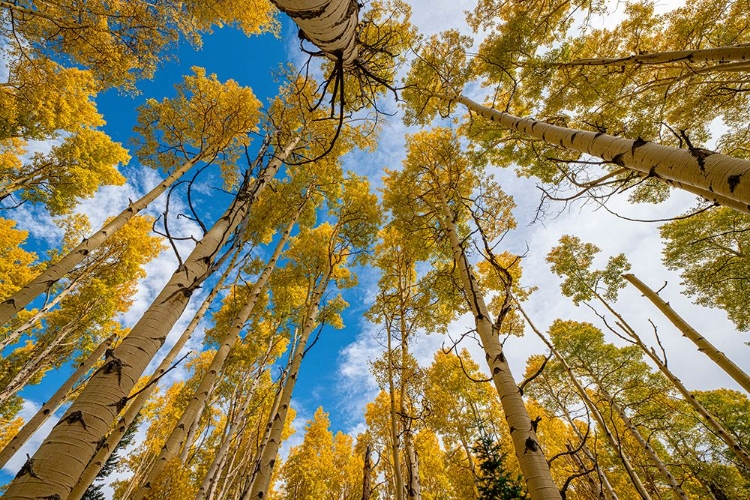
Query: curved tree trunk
[
  {"left": 435, "top": 192, "right": 560, "bottom": 500},
  {"left": 270, "top": 0, "right": 360, "bottom": 67},
  {"left": 133, "top": 191, "right": 307, "bottom": 499},
  {"left": 518, "top": 303, "right": 652, "bottom": 500},
  {"left": 556, "top": 45, "right": 750, "bottom": 68},
  {"left": 0, "top": 154, "right": 205, "bottom": 327},
  {"left": 452, "top": 95, "right": 750, "bottom": 210},
  {"left": 623, "top": 273, "right": 750, "bottom": 393},
  {"left": 0, "top": 333, "right": 115, "bottom": 468},
  {"left": 243, "top": 272, "right": 331, "bottom": 500},
  {"left": 1, "top": 142, "right": 293, "bottom": 500}
]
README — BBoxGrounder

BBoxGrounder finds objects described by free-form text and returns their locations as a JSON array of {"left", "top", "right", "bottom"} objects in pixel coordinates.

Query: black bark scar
[
  {"left": 62, "top": 410, "right": 87, "bottom": 430},
  {"left": 15, "top": 455, "right": 38, "bottom": 479},
  {"left": 524, "top": 437, "right": 539, "bottom": 453},
  {"left": 728, "top": 174, "right": 742, "bottom": 193}
]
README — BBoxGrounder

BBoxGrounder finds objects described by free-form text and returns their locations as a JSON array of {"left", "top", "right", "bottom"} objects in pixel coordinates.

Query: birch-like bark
[
  {"left": 405, "top": 437, "right": 421, "bottom": 500},
  {"left": 67, "top": 250, "right": 240, "bottom": 500},
  {"left": 517, "top": 303, "right": 652, "bottom": 500},
  {"left": 0, "top": 154, "right": 205, "bottom": 327},
  {"left": 555, "top": 46, "right": 750, "bottom": 68},
  {"left": 0, "top": 333, "right": 115, "bottom": 468},
  {"left": 244, "top": 270, "right": 332, "bottom": 500},
  {"left": 434, "top": 192, "right": 560, "bottom": 500},
  {"left": 178, "top": 381, "right": 220, "bottom": 463},
  {"left": 593, "top": 380, "right": 690, "bottom": 500},
  {"left": 270, "top": 0, "right": 360, "bottom": 67},
  {"left": 133, "top": 191, "right": 307, "bottom": 499},
  {"left": 589, "top": 289, "right": 750, "bottom": 470},
  {"left": 387, "top": 318, "right": 405, "bottom": 500},
  {"left": 362, "top": 444, "right": 373, "bottom": 500},
  {"left": 450, "top": 95, "right": 750, "bottom": 209},
  {"left": 623, "top": 273, "right": 750, "bottom": 393},
  {"left": 2, "top": 142, "right": 293, "bottom": 500}
]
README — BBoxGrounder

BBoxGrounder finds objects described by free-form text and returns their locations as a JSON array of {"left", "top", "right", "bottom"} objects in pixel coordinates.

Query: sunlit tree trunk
[
  {"left": 386, "top": 317, "right": 405, "bottom": 500},
  {"left": 1, "top": 142, "right": 293, "bottom": 500},
  {"left": 451, "top": 95, "right": 750, "bottom": 210},
  {"left": 556, "top": 46, "right": 750, "bottom": 68},
  {"left": 362, "top": 444, "right": 373, "bottom": 500},
  {"left": 270, "top": 0, "right": 360, "bottom": 67},
  {"left": 518, "top": 303, "right": 652, "bottom": 500},
  {"left": 133, "top": 191, "right": 307, "bottom": 499},
  {"left": 244, "top": 272, "right": 331, "bottom": 500},
  {"left": 623, "top": 273, "right": 750, "bottom": 393},
  {"left": 434, "top": 191, "right": 560, "bottom": 500},
  {"left": 0, "top": 154, "right": 206, "bottom": 327},
  {"left": 67, "top": 249, "right": 240, "bottom": 500},
  {"left": 0, "top": 333, "right": 115, "bottom": 468}
]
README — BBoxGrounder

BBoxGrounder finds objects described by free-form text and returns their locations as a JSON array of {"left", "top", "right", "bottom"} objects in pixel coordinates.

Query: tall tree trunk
[
  {"left": 518, "top": 303, "right": 652, "bottom": 500},
  {"left": 623, "top": 273, "right": 750, "bottom": 393},
  {"left": 405, "top": 435, "right": 421, "bottom": 500},
  {"left": 0, "top": 153, "right": 206, "bottom": 327},
  {"left": 0, "top": 333, "right": 115, "bottom": 468},
  {"left": 592, "top": 377, "right": 690, "bottom": 500},
  {"left": 435, "top": 192, "right": 560, "bottom": 500},
  {"left": 2, "top": 142, "right": 294, "bottom": 500},
  {"left": 270, "top": 0, "right": 360, "bottom": 67},
  {"left": 387, "top": 318, "right": 405, "bottom": 500},
  {"left": 555, "top": 46, "right": 750, "bottom": 68},
  {"left": 450, "top": 95, "right": 750, "bottom": 210},
  {"left": 67, "top": 249, "right": 240, "bottom": 500},
  {"left": 565, "top": 441, "right": 604, "bottom": 500},
  {"left": 243, "top": 271, "right": 332, "bottom": 500},
  {"left": 589, "top": 288, "right": 750, "bottom": 470},
  {"left": 133, "top": 191, "right": 307, "bottom": 499},
  {"left": 362, "top": 444, "right": 373, "bottom": 500}
]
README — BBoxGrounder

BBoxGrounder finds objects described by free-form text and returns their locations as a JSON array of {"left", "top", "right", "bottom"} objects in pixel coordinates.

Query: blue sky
[{"left": 3, "top": 0, "right": 750, "bottom": 492}]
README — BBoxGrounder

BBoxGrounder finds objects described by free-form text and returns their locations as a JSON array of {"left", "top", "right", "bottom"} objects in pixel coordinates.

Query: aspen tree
[
  {"left": 66, "top": 248, "right": 244, "bottom": 500},
  {"left": 623, "top": 273, "right": 750, "bottom": 393},
  {"left": 384, "top": 128, "right": 560, "bottom": 500},
  {"left": 404, "top": 31, "right": 750, "bottom": 212},
  {"left": 133, "top": 185, "right": 312, "bottom": 498},
  {"left": 1, "top": 139, "right": 293, "bottom": 500},
  {"left": 245, "top": 176, "right": 380, "bottom": 499},
  {"left": 0, "top": 68, "right": 262, "bottom": 327},
  {"left": 548, "top": 236, "right": 750, "bottom": 470}
]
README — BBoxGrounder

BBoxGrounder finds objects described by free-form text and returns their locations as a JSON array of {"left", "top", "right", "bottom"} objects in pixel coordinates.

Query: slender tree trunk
[
  {"left": 517, "top": 303, "right": 652, "bottom": 500},
  {"left": 2, "top": 142, "right": 293, "bottom": 500},
  {"left": 178, "top": 380, "right": 219, "bottom": 463},
  {"left": 0, "top": 333, "right": 115, "bottom": 468},
  {"left": 0, "top": 276, "right": 77, "bottom": 352},
  {"left": 588, "top": 287, "right": 750, "bottom": 470},
  {"left": 555, "top": 46, "right": 750, "bottom": 68},
  {"left": 451, "top": 95, "right": 750, "bottom": 209},
  {"left": 565, "top": 441, "right": 603, "bottom": 499},
  {"left": 399, "top": 309, "right": 420, "bottom": 500},
  {"left": 67, "top": 249, "right": 240, "bottom": 500},
  {"left": 623, "top": 273, "right": 750, "bottom": 393},
  {"left": 0, "top": 154, "right": 207, "bottom": 327},
  {"left": 405, "top": 436, "right": 421, "bottom": 500},
  {"left": 435, "top": 192, "right": 560, "bottom": 500},
  {"left": 133, "top": 191, "right": 307, "bottom": 499},
  {"left": 243, "top": 271, "right": 332, "bottom": 500},
  {"left": 659, "top": 178, "right": 750, "bottom": 214},
  {"left": 270, "top": 0, "right": 360, "bottom": 67},
  {"left": 592, "top": 378, "right": 690, "bottom": 500},
  {"left": 362, "top": 444, "right": 372, "bottom": 500},
  {"left": 387, "top": 318, "right": 405, "bottom": 500}
]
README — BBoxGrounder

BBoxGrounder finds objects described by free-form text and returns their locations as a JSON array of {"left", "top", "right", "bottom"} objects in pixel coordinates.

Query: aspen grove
[{"left": 0, "top": 0, "right": 749, "bottom": 499}]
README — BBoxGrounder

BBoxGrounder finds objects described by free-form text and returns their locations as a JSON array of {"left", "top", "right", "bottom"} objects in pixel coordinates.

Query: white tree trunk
[
  {"left": 0, "top": 154, "right": 204, "bottom": 327},
  {"left": 556, "top": 46, "right": 750, "bottom": 68},
  {"left": 453, "top": 95, "right": 750, "bottom": 209},
  {"left": 623, "top": 273, "right": 750, "bottom": 393},
  {"left": 1, "top": 142, "right": 294, "bottom": 500}
]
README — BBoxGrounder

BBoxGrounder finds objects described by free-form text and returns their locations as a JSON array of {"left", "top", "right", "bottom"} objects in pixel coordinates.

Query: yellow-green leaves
[{"left": 134, "top": 67, "right": 262, "bottom": 187}]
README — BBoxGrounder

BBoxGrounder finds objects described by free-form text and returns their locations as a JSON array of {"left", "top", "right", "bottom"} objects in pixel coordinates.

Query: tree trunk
[
  {"left": 243, "top": 271, "right": 331, "bottom": 500},
  {"left": 405, "top": 435, "right": 421, "bottom": 500},
  {"left": 66, "top": 249, "right": 240, "bottom": 500},
  {"left": 555, "top": 45, "right": 750, "bottom": 68},
  {"left": 270, "top": 0, "right": 360, "bottom": 67},
  {"left": 133, "top": 191, "right": 307, "bottom": 499},
  {"left": 0, "top": 154, "right": 205, "bottom": 327},
  {"left": 362, "top": 444, "right": 372, "bottom": 500},
  {"left": 451, "top": 95, "right": 750, "bottom": 210},
  {"left": 0, "top": 333, "right": 115, "bottom": 468},
  {"left": 518, "top": 303, "right": 652, "bottom": 500},
  {"left": 2, "top": 142, "right": 294, "bottom": 500},
  {"left": 593, "top": 379, "right": 690, "bottom": 500},
  {"left": 435, "top": 192, "right": 560, "bottom": 500},
  {"left": 387, "top": 318, "right": 405, "bottom": 500},
  {"left": 623, "top": 273, "right": 750, "bottom": 393}
]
